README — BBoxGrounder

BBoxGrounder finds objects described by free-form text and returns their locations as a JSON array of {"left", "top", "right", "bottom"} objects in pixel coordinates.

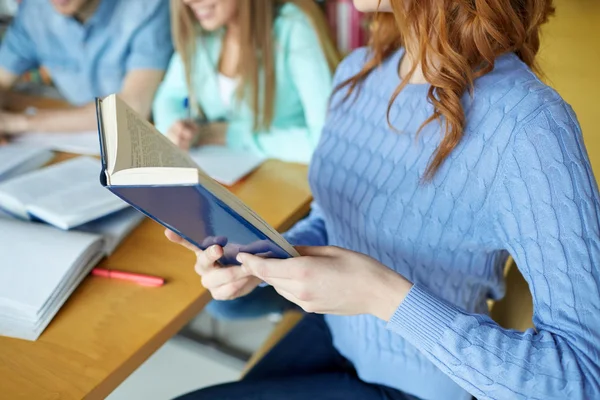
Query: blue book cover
[{"left": 95, "top": 97, "right": 296, "bottom": 266}]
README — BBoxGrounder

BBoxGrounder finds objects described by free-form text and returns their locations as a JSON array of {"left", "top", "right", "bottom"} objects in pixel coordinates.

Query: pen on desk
[
  {"left": 91, "top": 268, "right": 165, "bottom": 287},
  {"left": 183, "top": 97, "right": 191, "bottom": 121}
]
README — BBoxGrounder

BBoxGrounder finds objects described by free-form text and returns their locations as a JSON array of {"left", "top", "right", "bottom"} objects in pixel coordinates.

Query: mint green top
[{"left": 152, "top": 3, "right": 334, "bottom": 164}]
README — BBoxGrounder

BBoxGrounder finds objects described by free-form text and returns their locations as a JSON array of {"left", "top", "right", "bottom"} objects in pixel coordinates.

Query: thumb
[{"left": 237, "top": 252, "right": 262, "bottom": 272}]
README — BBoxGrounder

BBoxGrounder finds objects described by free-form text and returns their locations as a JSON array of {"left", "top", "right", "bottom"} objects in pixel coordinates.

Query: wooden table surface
[{"left": 0, "top": 94, "right": 312, "bottom": 399}]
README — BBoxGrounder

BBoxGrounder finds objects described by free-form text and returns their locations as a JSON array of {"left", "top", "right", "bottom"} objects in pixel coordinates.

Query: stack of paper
[
  {"left": 0, "top": 218, "right": 103, "bottom": 340},
  {"left": 0, "top": 144, "right": 54, "bottom": 182},
  {"left": 0, "top": 208, "right": 144, "bottom": 341}
]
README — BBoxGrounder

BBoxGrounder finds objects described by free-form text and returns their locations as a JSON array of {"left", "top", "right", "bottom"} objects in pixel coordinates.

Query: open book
[
  {"left": 0, "top": 208, "right": 144, "bottom": 341},
  {"left": 0, "top": 156, "right": 128, "bottom": 229},
  {"left": 0, "top": 145, "right": 54, "bottom": 182},
  {"left": 97, "top": 95, "right": 298, "bottom": 265},
  {"left": 12, "top": 131, "right": 100, "bottom": 156}
]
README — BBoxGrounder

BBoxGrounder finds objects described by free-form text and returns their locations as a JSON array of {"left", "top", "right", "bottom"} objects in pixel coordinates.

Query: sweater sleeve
[
  {"left": 251, "top": 9, "right": 333, "bottom": 164},
  {"left": 386, "top": 105, "right": 600, "bottom": 399},
  {"left": 283, "top": 202, "right": 328, "bottom": 247}
]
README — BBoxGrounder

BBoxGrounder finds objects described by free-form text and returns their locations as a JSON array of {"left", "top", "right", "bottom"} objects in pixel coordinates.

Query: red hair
[{"left": 338, "top": 0, "right": 555, "bottom": 179}]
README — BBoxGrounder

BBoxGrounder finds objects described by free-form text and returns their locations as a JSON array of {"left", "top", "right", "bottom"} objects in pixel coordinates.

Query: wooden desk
[{"left": 0, "top": 95, "right": 312, "bottom": 399}]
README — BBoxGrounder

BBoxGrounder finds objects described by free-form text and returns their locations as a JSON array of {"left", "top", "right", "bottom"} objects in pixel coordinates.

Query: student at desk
[
  {"left": 152, "top": 0, "right": 339, "bottom": 163},
  {"left": 167, "top": 0, "right": 600, "bottom": 399},
  {"left": 0, "top": 0, "right": 172, "bottom": 136},
  {"left": 154, "top": 0, "right": 338, "bottom": 322}
]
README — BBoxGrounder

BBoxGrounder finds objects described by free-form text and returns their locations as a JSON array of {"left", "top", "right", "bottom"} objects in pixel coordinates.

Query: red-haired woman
[{"left": 167, "top": 0, "right": 600, "bottom": 399}]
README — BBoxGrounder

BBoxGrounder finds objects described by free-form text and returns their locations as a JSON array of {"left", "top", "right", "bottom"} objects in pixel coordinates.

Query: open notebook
[
  {"left": 97, "top": 94, "right": 298, "bottom": 266},
  {"left": 188, "top": 146, "right": 264, "bottom": 186},
  {"left": 0, "top": 207, "right": 144, "bottom": 341},
  {"left": 0, "top": 145, "right": 54, "bottom": 182},
  {"left": 11, "top": 131, "right": 100, "bottom": 156},
  {"left": 0, "top": 156, "right": 128, "bottom": 229},
  {"left": 11, "top": 132, "right": 264, "bottom": 186}
]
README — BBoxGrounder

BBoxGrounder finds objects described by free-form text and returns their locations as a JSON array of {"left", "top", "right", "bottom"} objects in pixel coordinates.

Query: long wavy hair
[
  {"left": 171, "top": 0, "right": 340, "bottom": 131},
  {"left": 338, "top": 0, "right": 555, "bottom": 179}
]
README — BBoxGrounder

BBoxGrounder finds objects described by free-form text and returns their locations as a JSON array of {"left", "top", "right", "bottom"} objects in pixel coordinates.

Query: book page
[
  {"left": 117, "top": 99, "right": 197, "bottom": 170},
  {"left": 0, "top": 145, "right": 54, "bottom": 182},
  {"left": 12, "top": 132, "right": 100, "bottom": 156},
  {"left": 0, "top": 157, "right": 126, "bottom": 228},
  {"left": 189, "top": 145, "right": 265, "bottom": 186},
  {"left": 77, "top": 207, "right": 144, "bottom": 255},
  {"left": 0, "top": 218, "right": 103, "bottom": 316}
]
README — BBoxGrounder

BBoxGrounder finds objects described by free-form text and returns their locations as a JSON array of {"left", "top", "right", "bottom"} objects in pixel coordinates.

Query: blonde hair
[{"left": 171, "top": 0, "right": 340, "bottom": 131}]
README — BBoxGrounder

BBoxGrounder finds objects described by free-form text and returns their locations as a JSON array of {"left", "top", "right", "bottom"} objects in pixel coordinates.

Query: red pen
[{"left": 91, "top": 268, "right": 165, "bottom": 287}]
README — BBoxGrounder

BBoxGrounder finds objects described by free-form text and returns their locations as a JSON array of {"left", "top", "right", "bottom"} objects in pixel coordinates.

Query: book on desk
[
  {"left": 0, "top": 207, "right": 144, "bottom": 341},
  {"left": 96, "top": 94, "right": 298, "bottom": 266},
  {"left": 0, "top": 145, "right": 144, "bottom": 341}
]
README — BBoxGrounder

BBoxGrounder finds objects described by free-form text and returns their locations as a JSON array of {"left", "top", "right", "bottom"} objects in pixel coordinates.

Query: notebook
[
  {"left": 0, "top": 156, "right": 128, "bottom": 229},
  {"left": 0, "top": 208, "right": 144, "bottom": 341},
  {"left": 188, "top": 146, "right": 264, "bottom": 186},
  {"left": 96, "top": 94, "right": 298, "bottom": 266},
  {"left": 12, "top": 131, "right": 264, "bottom": 186},
  {"left": 0, "top": 145, "right": 54, "bottom": 182},
  {"left": 11, "top": 131, "right": 100, "bottom": 156}
]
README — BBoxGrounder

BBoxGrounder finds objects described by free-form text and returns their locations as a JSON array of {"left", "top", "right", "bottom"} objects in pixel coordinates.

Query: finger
[
  {"left": 201, "top": 265, "right": 252, "bottom": 289},
  {"left": 210, "top": 276, "right": 261, "bottom": 301},
  {"left": 178, "top": 124, "right": 197, "bottom": 139},
  {"left": 237, "top": 253, "right": 300, "bottom": 280},
  {"left": 195, "top": 245, "right": 224, "bottom": 275},
  {"left": 164, "top": 229, "right": 202, "bottom": 253},
  {"left": 201, "top": 236, "right": 228, "bottom": 248},
  {"left": 238, "top": 239, "right": 273, "bottom": 254}
]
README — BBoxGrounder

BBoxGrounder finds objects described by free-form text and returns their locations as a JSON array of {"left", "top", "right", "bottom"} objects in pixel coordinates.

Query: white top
[{"left": 217, "top": 74, "right": 238, "bottom": 109}]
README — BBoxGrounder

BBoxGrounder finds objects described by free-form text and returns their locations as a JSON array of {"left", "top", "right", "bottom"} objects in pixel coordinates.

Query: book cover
[{"left": 95, "top": 99, "right": 295, "bottom": 266}]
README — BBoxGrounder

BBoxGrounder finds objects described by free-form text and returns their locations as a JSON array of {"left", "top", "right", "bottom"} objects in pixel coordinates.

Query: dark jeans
[{"left": 175, "top": 314, "right": 421, "bottom": 400}]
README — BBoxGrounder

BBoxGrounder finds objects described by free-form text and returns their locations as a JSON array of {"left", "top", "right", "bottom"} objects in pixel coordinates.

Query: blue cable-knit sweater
[{"left": 283, "top": 48, "right": 600, "bottom": 400}]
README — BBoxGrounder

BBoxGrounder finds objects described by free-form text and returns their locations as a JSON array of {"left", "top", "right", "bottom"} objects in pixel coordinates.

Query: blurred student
[
  {"left": 153, "top": 0, "right": 339, "bottom": 164},
  {"left": 0, "top": 0, "right": 172, "bottom": 136}
]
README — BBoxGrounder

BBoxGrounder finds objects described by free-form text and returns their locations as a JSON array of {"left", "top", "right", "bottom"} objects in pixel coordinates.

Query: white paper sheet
[{"left": 12, "top": 131, "right": 101, "bottom": 156}]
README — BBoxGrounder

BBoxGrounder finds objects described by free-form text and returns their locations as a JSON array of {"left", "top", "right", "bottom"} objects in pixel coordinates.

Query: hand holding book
[
  {"left": 97, "top": 94, "right": 297, "bottom": 267},
  {"left": 164, "top": 229, "right": 262, "bottom": 300}
]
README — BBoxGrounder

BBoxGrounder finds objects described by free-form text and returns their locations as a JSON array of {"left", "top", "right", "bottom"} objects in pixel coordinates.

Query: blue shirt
[
  {"left": 284, "top": 48, "right": 600, "bottom": 400},
  {"left": 0, "top": 0, "right": 173, "bottom": 105}
]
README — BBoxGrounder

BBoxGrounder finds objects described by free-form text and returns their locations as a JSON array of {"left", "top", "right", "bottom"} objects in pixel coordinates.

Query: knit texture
[{"left": 283, "top": 48, "right": 600, "bottom": 400}]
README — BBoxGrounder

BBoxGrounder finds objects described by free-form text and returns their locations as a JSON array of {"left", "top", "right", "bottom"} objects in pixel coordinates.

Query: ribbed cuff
[{"left": 386, "top": 284, "right": 459, "bottom": 352}]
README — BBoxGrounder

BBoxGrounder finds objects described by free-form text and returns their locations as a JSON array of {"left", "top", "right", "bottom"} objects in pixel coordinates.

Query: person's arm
[
  {"left": 0, "top": 68, "right": 19, "bottom": 109},
  {"left": 1, "top": 0, "right": 172, "bottom": 134},
  {"left": 0, "top": 69, "right": 165, "bottom": 134},
  {"left": 283, "top": 202, "right": 329, "bottom": 247},
  {"left": 0, "top": 1, "right": 37, "bottom": 113},
  {"left": 249, "top": 13, "right": 334, "bottom": 164},
  {"left": 386, "top": 105, "right": 600, "bottom": 398}
]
